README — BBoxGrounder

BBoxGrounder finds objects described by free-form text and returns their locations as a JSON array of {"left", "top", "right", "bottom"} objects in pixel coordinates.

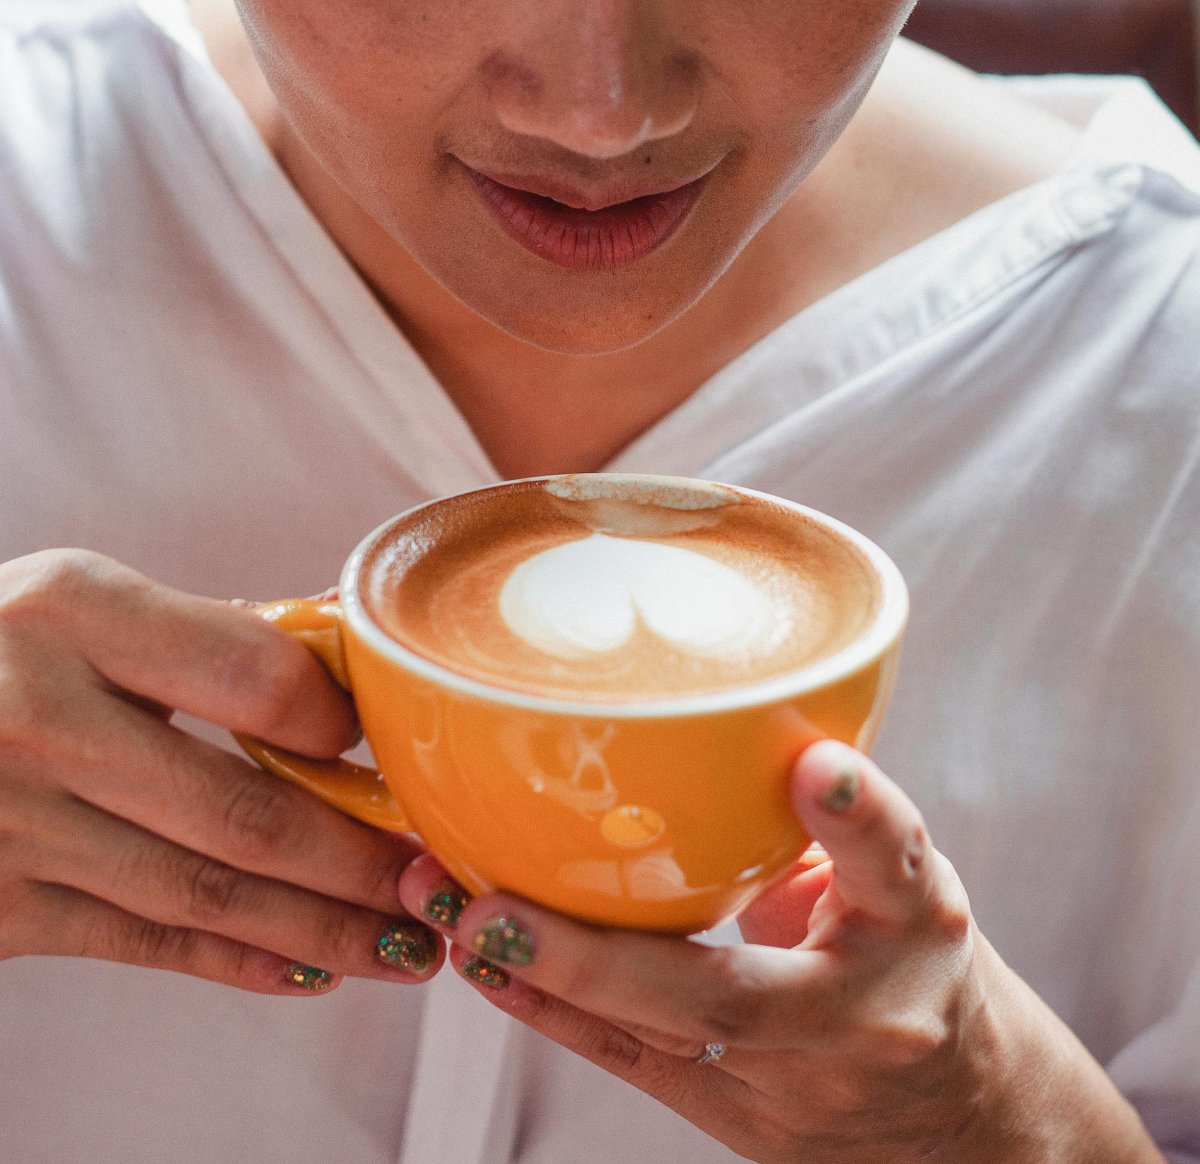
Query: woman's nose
[{"left": 483, "top": 3, "right": 698, "bottom": 160}]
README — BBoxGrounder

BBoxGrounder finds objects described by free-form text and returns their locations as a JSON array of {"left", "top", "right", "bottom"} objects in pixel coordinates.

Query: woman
[{"left": 0, "top": 0, "right": 1197, "bottom": 1159}]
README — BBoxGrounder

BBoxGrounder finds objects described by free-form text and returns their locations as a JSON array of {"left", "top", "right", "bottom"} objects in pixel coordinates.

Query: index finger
[
  {"left": 13, "top": 551, "right": 357, "bottom": 756},
  {"left": 790, "top": 739, "right": 936, "bottom": 926}
]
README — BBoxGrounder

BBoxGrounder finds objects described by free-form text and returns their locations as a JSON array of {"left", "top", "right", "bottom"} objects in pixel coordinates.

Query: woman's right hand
[{"left": 0, "top": 549, "right": 444, "bottom": 993}]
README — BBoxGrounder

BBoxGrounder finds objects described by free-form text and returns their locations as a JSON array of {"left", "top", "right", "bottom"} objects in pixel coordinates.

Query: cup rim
[{"left": 339, "top": 474, "right": 909, "bottom": 720}]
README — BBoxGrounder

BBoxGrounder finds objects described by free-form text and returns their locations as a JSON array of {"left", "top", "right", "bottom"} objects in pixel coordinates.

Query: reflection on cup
[{"left": 238, "top": 473, "right": 908, "bottom": 933}]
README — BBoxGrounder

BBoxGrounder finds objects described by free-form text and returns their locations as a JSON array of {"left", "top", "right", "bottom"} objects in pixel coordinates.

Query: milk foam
[
  {"left": 498, "top": 533, "right": 777, "bottom": 660},
  {"left": 363, "top": 477, "right": 881, "bottom": 702}
]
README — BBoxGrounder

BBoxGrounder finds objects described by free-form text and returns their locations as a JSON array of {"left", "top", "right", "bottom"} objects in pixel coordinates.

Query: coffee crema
[{"left": 361, "top": 478, "right": 880, "bottom": 702}]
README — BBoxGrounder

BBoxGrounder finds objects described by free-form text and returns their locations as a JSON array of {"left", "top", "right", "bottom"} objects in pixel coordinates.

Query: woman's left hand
[{"left": 398, "top": 740, "right": 1162, "bottom": 1163}]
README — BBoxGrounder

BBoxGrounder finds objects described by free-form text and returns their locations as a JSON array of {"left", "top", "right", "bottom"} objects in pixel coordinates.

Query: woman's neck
[{"left": 192, "top": 4, "right": 1079, "bottom": 477}]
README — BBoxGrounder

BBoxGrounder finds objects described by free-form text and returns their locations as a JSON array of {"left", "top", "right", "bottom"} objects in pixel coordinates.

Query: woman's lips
[{"left": 465, "top": 166, "right": 707, "bottom": 270}]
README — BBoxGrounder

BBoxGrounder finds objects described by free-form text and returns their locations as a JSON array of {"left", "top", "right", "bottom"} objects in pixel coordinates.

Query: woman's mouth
[{"left": 464, "top": 166, "right": 708, "bottom": 270}]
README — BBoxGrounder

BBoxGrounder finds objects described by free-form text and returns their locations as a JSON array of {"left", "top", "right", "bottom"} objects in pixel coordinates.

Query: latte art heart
[
  {"left": 363, "top": 478, "right": 880, "bottom": 701},
  {"left": 499, "top": 534, "right": 780, "bottom": 660}
]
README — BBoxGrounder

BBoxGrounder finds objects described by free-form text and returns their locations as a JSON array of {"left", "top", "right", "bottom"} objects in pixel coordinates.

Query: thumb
[{"left": 790, "top": 738, "right": 934, "bottom": 926}]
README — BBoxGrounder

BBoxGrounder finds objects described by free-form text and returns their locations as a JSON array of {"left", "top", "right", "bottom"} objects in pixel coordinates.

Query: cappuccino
[{"left": 361, "top": 476, "right": 879, "bottom": 702}]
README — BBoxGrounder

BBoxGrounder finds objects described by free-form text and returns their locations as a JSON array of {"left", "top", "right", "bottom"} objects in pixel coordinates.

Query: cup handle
[{"left": 233, "top": 598, "right": 413, "bottom": 833}]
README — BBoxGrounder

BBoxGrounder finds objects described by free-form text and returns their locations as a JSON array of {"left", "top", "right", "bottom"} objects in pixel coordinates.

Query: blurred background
[{"left": 905, "top": 0, "right": 1200, "bottom": 134}]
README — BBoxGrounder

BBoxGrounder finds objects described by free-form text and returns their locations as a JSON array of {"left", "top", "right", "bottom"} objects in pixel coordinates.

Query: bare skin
[
  {"left": 0, "top": 552, "right": 444, "bottom": 992},
  {"left": 401, "top": 743, "right": 1164, "bottom": 1162},
  {"left": 194, "top": 0, "right": 1077, "bottom": 476}
]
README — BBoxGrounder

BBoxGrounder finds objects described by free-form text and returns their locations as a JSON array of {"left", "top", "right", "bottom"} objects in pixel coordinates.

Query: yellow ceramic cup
[{"left": 237, "top": 474, "right": 908, "bottom": 933}]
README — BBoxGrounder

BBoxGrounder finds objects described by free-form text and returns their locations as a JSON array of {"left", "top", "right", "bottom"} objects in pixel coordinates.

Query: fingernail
[
  {"left": 799, "top": 842, "right": 832, "bottom": 869},
  {"left": 424, "top": 882, "right": 470, "bottom": 927},
  {"left": 472, "top": 917, "right": 536, "bottom": 966},
  {"left": 822, "top": 763, "right": 860, "bottom": 813},
  {"left": 462, "top": 955, "right": 510, "bottom": 990},
  {"left": 376, "top": 921, "right": 440, "bottom": 975},
  {"left": 285, "top": 963, "right": 333, "bottom": 992}
]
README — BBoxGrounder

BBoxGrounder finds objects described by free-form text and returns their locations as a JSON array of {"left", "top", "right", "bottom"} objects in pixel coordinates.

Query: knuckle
[
  {"left": 220, "top": 776, "right": 297, "bottom": 863},
  {"left": 128, "top": 916, "right": 194, "bottom": 969},
  {"left": 694, "top": 957, "right": 769, "bottom": 1043},
  {"left": 0, "top": 549, "right": 111, "bottom": 625},
  {"left": 617, "top": 1017, "right": 696, "bottom": 1059},
  {"left": 87, "top": 909, "right": 192, "bottom": 970},
  {"left": 108, "top": 841, "right": 244, "bottom": 931},
  {"left": 570, "top": 1013, "right": 682, "bottom": 1100},
  {"left": 897, "top": 819, "right": 932, "bottom": 882},
  {"left": 583, "top": 1022, "right": 647, "bottom": 1077},
  {"left": 924, "top": 863, "right": 973, "bottom": 943},
  {"left": 229, "top": 643, "right": 313, "bottom": 737},
  {"left": 360, "top": 850, "right": 409, "bottom": 911},
  {"left": 182, "top": 857, "right": 246, "bottom": 926},
  {"left": 74, "top": 908, "right": 117, "bottom": 961},
  {"left": 314, "top": 905, "right": 364, "bottom": 969},
  {"left": 528, "top": 990, "right": 667, "bottom": 1086},
  {"left": 877, "top": 1010, "right": 955, "bottom": 1076},
  {"left": 0, "top": 673, "right": 60, "bottom": 754},
  {"left": 626, "top": 1046, "right": 688, "bottom": 1107}
]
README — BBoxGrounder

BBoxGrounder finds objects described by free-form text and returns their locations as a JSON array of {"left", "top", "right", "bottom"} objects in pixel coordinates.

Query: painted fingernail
[
  {"left": 424, "top": 882, "right": 470, "bottom": 927},
  {"left": 822, "top": 763, "right": 860, "bottom": 813},
  {"left": 462, "top": 955, "right": 510, "bottom": 990},
  {"left": 376, "top": 921, "right": 440, "bottom": 975},
  {"left": 285, "top": 963, "right": 333, "bottom": 992},
  {"left": 472, "top": 917, "right": 536, "bottom": 966}
]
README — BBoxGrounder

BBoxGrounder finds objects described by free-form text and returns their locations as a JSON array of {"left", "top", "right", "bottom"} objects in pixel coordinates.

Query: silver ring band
[{"left": 695, "top": 1041, "right": 726, "bottom": 1066}]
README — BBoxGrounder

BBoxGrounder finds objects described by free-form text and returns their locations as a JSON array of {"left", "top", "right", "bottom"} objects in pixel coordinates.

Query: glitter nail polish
[
  {"left": 286, "top": 964, "right": 333, "bottom": 992},
  {"left": 472, "top": 917, "right": 535, "bottom": 966},
  {"left": 462, "top": 955, "right": 509, "bottom": 990},
  {"left": 377, "top": 922, "right": 440, "bottom": 974},
  {"left": 424, "top": 883, "right": 469, "bottom": 927}
]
